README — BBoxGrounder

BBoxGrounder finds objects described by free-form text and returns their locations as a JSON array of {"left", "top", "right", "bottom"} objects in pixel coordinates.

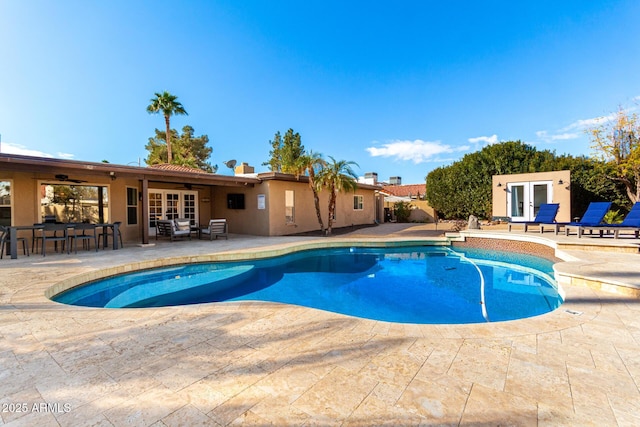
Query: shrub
[{"left": 394, "top": 201, "right": 412, "bottom": 223}]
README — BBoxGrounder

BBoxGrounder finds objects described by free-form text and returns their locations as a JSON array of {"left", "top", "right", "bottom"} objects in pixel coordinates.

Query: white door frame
[
  {"left": 507, "top": 181, "right": 552, "bottom": 222},
  {"left": 148, "top": 189, "right": 198, "bottom": 235}
]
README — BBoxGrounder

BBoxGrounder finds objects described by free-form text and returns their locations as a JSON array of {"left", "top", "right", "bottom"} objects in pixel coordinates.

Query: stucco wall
[
  {"left": 3, "top": 168, "right": 376, "bottom": 241},
  {"left": 1, "top": 171, "right": 139, "bottom": 241},
  {"left": 211, "top": 180, "right": 376, "bottom": 236},
  {"left": 492, "top": 170, "right": 571, "bottom": 222},
  {"left": 210, "top": 184, "right": 271, "bottom": 236}
]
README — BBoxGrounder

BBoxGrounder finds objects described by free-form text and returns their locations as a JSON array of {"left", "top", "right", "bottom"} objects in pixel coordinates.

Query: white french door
[
  {"left": 507, "top": 181, "right": 552, "bottom": 222},
  {"left": 148, "top": 190, "right": 198, "bottom": 234}
]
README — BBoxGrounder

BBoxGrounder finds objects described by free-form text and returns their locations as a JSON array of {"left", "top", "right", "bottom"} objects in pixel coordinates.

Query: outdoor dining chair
[
  {"left": 98, "top": 221, "right": 123, "bottom": 249},
  {"left": 41, "top": 223, "right": 70, "bottom": 256},
  {"left": 0, "top": 225, "right": 30, "bottom": 259},
  {"left": 68, "top": 223, "right": 99, "bottom": 253}
]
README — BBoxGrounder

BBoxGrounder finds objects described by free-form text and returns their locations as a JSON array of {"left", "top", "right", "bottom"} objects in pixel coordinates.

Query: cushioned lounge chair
[
  {"left": 508, "top": 203, "right": 559, "bottom": 233},
  {"left": 572, "top": 202, "right": 640, "bottom": 238},
  {"left": 200, "top": 219, "right": 228, "bottom": 240},
  {"left": 558, "top": 202, "right": 612, "bottom": 236},
  {"left": 156, "top": 219, "right": 192, "bottom": 241}
]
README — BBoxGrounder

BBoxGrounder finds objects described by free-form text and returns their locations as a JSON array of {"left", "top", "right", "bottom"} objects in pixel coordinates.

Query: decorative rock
[{"left": 468, "top": 215, "right": 480, "bottom": 229}]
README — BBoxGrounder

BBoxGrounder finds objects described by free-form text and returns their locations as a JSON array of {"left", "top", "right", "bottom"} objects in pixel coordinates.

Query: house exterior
[
  {"left": 0, "top": 154, "right": 380, "bottom": 243},
  {"left": 379, "top": 183, "right": 436, "bottom": 222},
  {"left": 492, "top": 170, "right": 571, "bottom": 222}
]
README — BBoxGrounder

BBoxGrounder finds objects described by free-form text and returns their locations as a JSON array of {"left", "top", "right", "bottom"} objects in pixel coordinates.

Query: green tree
[
  {"left": 554, "top": 154, "right": 629, "bottom": 215},
  {"left": 294, "top": 150, "right": 326, "bottom": 231},
  {"left": 262, "top": 128, "right": 304, "bottom": 173},
  {"left": 427, "top": 141, "right": 557, "bottom": 219},
  {"left": 315, "top": 156, "right": 358, "bottom": 235},
  {"left": 426, "top": 141, "right": 630, "bottom": 220},
  {"left": 145, "top": 126, "right": 216, "bottom": 172},
  {"left": 263, "top": 131, "right": 282, "bottom": 171},
  {"left": 589, "top": 107, "right": 640, "bottom": 203},
  {"left": 146, "top": 91, "right": 188, "bottom": 164}
]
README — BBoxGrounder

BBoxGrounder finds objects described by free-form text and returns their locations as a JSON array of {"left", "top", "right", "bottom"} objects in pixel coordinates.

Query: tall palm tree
[
  {"left": 294, "top": 151, "right": 327, "bottom": 232},
  {"left": 146, "top": 91, "right": 188, "bottom": 164},
  {"left": 315, "top": 156, "right": 359, "bottom": 235}
]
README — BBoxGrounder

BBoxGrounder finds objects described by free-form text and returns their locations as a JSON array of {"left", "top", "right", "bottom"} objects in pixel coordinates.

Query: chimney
[
  {"left": 363, "top": 172, "right": 378, "bottom": 185},
  {"left": 234, "top": 162, "right": 254, "bottom": 175},
  {"left": 390, "top": 176, "right": 402, "bottom": 185}
]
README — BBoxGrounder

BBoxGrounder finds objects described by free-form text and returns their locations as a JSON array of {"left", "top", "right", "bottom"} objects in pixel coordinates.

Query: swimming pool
[{"left": 52, "top": 246, "right": 562, "bottom": 324}]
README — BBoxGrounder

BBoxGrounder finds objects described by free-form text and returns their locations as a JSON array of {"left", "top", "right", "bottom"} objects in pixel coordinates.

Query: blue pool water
[{"left": 52, "top": 246, "right": 563, "bottom": 324}]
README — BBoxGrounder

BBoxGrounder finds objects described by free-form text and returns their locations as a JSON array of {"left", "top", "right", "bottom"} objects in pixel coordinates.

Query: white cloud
[
  {"left": 366, "top": 139, "right": 469, "bottom": 164},
  {"left": 536, "top": 130, "right": 579, "bottom": 142},
  {"left": 0, "top": 142, "right": 54, "bottom": 157},
  {"left": 560, "top": 114, "right": 616, "bottom": 132},
  {"left": 0, "top": 142, "right": 75, "bottom": 159},
  {"left": 468, "top": 134, "right": 498, "bottom": 145}
]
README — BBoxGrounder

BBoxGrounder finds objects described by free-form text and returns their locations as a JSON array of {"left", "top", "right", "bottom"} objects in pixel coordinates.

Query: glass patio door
[
  {"left": 507, "top": 181, "right": 552, "bottom": 221},
  {"left": 148, "top": 190, "right": 198, "bottom": 235}
]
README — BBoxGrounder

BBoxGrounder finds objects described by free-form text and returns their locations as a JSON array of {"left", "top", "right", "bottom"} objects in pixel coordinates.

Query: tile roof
[
  {"left": 148, "top": 163, "right": 210, "bottom": 174},
  {"left": 382, "top": 184, "right": 426, "bottom": 198}
]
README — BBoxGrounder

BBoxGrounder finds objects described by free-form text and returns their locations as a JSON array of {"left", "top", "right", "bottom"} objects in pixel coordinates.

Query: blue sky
[{"left": 1, "top": 1, "right": 639, "bottom": 184}]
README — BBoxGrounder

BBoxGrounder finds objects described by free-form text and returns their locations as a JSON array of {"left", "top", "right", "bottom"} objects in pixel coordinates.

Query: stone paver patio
[{"left": 1, "top": 223, "right": 639, "bottom": 426}]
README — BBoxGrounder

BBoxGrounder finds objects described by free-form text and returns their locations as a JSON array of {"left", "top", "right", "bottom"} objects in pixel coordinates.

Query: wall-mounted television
[{"left": 227, "top": 193, "right": 245, "bottom": 209}]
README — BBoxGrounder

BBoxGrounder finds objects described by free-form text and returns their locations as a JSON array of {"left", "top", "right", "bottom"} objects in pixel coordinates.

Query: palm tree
[
  {"left": 315, "top": 156, "right": 359, "bottom": 235},
  {"left": 294, "top": 151, "right": 327, "bottom": 232},
  {"left": 146, "top": 91, "right": 188, "bottom": 164}
]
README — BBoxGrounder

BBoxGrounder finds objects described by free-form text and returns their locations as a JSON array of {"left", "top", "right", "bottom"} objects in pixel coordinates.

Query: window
[
  {"left": 126, "top": 187, "right": 138, "bottom": 225},
  {"left": 0, "top": 181, "right": 11, "bottom": 226},
  {"left": 166, "top": 193, "right": 179, "bottom": 220},
  {"left": 227, "top": 193, "right": 245, "bottom": 209},
  {"left": 183, "top": 193, "right": 196, "bottom": 224},
  {"left": 147, "top": 190, "right": 198, "bottom": 233},
  {"left": 353, "top": 195, "right": 364, "bottom": 210},
  {"left": 40, "top": 184, "right": 109, "bottom": 223},
  {"left": 149, "top": 192, "right": 163, "bottom": 228},
  {"left": 285, "top": 190, "right": 294, "bottom": 223}
]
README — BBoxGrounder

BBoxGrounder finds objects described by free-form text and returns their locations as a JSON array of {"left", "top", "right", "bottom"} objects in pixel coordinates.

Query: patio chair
[
  {"left": 0, "top": 225, "right": 30, "bottom": 259},
  {"left": 508, "top": 203, "right": 559, "bottom": 233},
  {"left": 558, "top": 202, "right": 612, "bottom": 236},
  {"left": 572, "top": 202, "right": 640, "bottom": 238},
  {"left": 68, "top": 223, "right": 99, "bottom": 253},
  {"left": 40, "top": 223, "right": 70, "bottom": 256},
  {"left": 200, "top": 219, "right": 228, "bottom": 240},
  {"left": 171, "top": 218, "right": 193, "bottom": 241},
  {"left": 155, "top": 220, "right": 172, "bottom": 240},
  {"left": 98, "top": 221, "right": 123, "bottom": 249}
]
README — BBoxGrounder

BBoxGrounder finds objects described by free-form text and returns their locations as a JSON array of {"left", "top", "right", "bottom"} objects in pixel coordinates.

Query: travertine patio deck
[{"left": 1, "top": 223, "right": 639, "bottom": 426}]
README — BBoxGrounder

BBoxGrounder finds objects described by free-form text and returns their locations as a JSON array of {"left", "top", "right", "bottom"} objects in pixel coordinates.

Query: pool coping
[
  {"left": 46, "top": 231, "right": 640, "bottom": 302},
  {"left": 45, "top": 237, "right": 455, "bottom": 299},
  {"left": 4, "top": 225, "right": 640, "bottom": 425},
  {"left": 458, "top": 230, "right": 640, "bottom": 298},
  {"left": 39, "top": 232, "right": 625, "bottom": 340}
]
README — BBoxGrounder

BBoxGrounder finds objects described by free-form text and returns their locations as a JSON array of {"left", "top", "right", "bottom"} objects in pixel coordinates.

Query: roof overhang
[
  {"left": 0, "top": 154, "right": 260, "bottom": 187},
  {"left": 256, "top": 171, "right": 382, "bottom": 191}
]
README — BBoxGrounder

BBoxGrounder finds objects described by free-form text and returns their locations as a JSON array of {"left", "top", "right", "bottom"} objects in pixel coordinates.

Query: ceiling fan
[
  {"left": 54, "top": 174, "right": 88, "bottom": 184},
  {"left": 172, "top": 183, "right": 204, "bottom": 190}
]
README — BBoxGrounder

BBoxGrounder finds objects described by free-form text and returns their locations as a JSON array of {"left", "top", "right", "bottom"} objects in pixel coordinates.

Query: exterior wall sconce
[
  {"left": 109, "top": 171, "right": 116, "bottom": 180},
  {"left": 496, "top": 182, "right": 502, "bottom": 187},
  {"left": 558, "top": 179, "right": 563, "bottom": 185}
]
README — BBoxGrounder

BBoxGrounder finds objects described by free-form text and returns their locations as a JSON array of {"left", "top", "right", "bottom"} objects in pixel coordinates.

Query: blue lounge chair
[
  {"left": 560, "top": 202, "right": 612, "bottom": 236},
  {"left": 508, "top": 203, "right": 559, "bottom": 233},
  {"left": 573, "top": 202, "right": 640, "bottom": 238}
]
